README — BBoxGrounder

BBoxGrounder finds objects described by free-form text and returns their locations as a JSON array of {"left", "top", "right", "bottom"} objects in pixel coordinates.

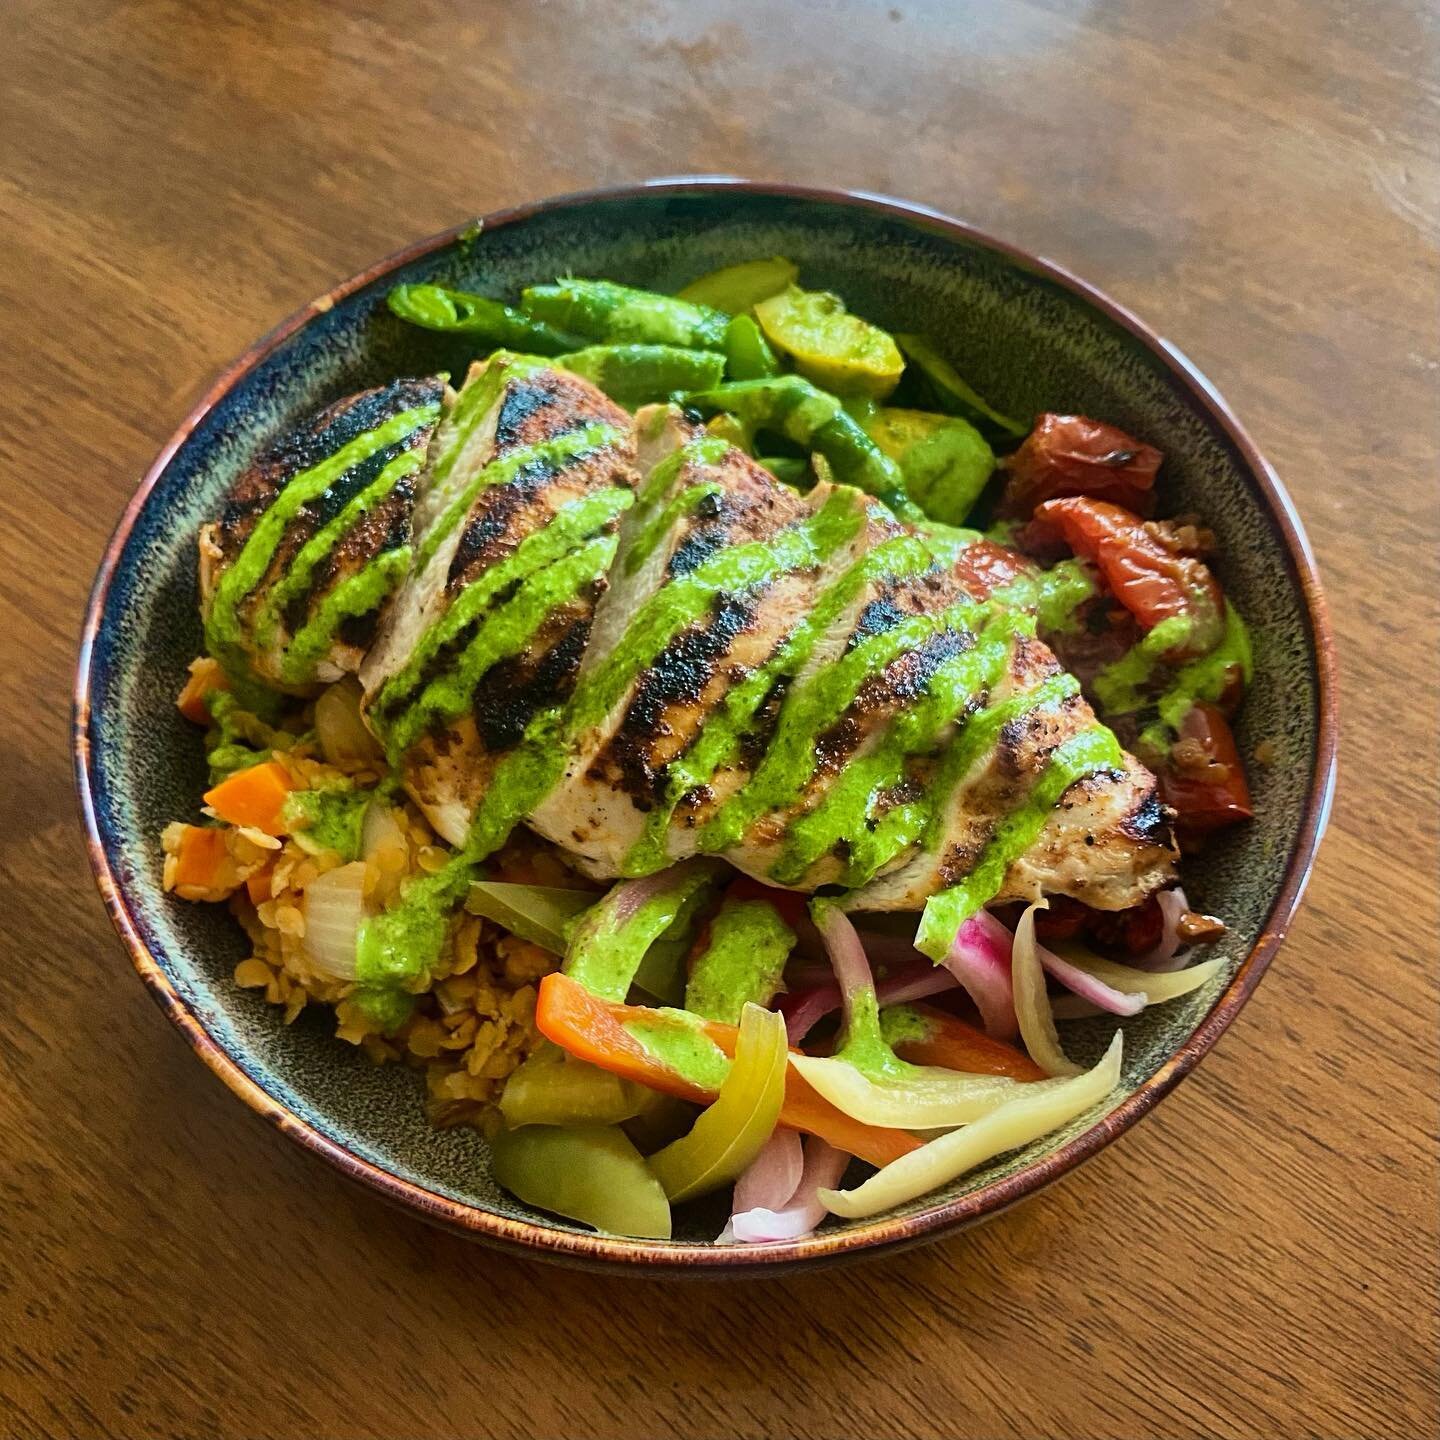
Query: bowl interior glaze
[{"left": 76, "top": 182, "right": 1333, "bottom": 1271}]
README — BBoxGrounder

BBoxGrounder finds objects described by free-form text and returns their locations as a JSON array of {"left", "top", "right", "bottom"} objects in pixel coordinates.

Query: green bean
[
  {"left": 684, "top": 376, "right": 921, "bottom": 519},
  {"left": 722, "top": 315, "right": 781, "bottom": 381},
  {"left": 894, "top": 333, "right": 1025, "bottom": 440},
  {"left": 557, "top": 345, "right": 724, "bottom": 408},
  {"left": 522, "top": 278, "right": 729, "bottom": 350},
  {"left": 385, "top": 283, "right": 582, "bottom": 354}
]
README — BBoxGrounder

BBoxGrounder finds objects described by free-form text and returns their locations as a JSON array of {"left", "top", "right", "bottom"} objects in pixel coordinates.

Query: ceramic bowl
[{"left": 74, "top": 179, "right": 1337, "bottom": 1273}]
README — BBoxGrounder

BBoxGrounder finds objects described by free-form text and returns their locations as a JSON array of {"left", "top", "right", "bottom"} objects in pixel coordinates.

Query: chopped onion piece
[
  {"left": 789, "top": 1051, "right": 1053, "bottom": 1129},
  {"left": 301, "top": 861, "right": 367, "bottom": 979},
  {"left": 1132, "top": 888, "right": 1193, "bottom": 972},
  {"left": 314, "top": 678, "right": 383, "bottom": 767},
  {"left": 812, "top": 901, "right": 872, "bottom": 1031},
  {"left": 728, "top": 1137, "right": 851, "bottom": 1243},
  {"left": 1012, "top": 903, "right": 1081, "bottom": 1076},
  {"left": 818, "top": 1033, "right": 1123, "bottom": 1219},
  {"left": 782, "top": 961, "right": 956, "bottom": 1045},
  {"left": 943, "top": 912, "right": 1019, "bottom": 1039},
  {"left": 361, "top": 800, "right": 408, "bottom": 863}
]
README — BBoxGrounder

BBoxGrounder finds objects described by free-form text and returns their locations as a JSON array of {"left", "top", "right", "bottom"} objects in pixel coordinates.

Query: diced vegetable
[
  {"left": 722, "top": 314, "right": 781, "bottom": 381},
  {"left": 314, "top": 678, "right": 383, "bottom": 767},
  {"left": 176, "top": 657, "right": 229, "bottom": 725},
  {"left": 1032, "top": 496, "right": 1225, "bottom": 657},
  {"left": 301, "top": 861, "right": 368, "bottom": 979},
  {"left": 1000, "top": 413, "right": 1162, "bottom": 518},
  {"left": 521, "top": 278, "right": 729, "bottom": 350},
  {"left": 755, "top": 286, "right": 905, "bottom": 398},
  {"left": 490, "top": 1123, "right": 672, "bottom": 1239},
  {"left": 385, "top": 283, "right": 582, "bottom": 354},
  {"left": 533, "top": 972, "right": 919, "bottom": 1167},
  {"left": 466, "top": 880, "right": 596, "bottom": 955},
  {"left": 866, "top": 408, "right": 995, "bottom": 525},
  {"left": 203, "top": 760, "right": 294, "bottom": 835},
  {"left": 557, "top": 344, "right": 725, "bottom": 407},
  {"left": 244, "top": 863, "right": 274, "bottom": 906},
  {"left": 648, "top": 1003, "right": 788, "bottom": 1203},
  {"left": 731, "top": 1126, "right": 805, "bottom": 1218},
  {"left": 168, "top": 825, "right": 239, "bottom": 900},
  {"left": 677, "top": 256, "right": 799, "bottom": 313},
  {"left": 1011, "top": 903, "right": 1081, "bottom": 1076},
  {"left": 893, "top": 333, "right": 1025, "bottom": 439},
  {"left": 818, "top": 1033, "right": 1123, "bottom": 1219},
  {"left": 499, "top": 1042, "right": 657, "bottom": 1127}
]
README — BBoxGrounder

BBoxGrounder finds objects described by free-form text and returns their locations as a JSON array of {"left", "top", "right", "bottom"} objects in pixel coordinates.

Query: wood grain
[{"left": 1, "top": 1, "right": 1436, "bottom": 1436}]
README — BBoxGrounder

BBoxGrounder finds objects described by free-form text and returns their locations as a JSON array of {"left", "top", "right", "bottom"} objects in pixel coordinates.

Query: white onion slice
[
  {"left": 1037, "top": 942, "right": 1146, "bottom": 1017},
  {"left": 819, "top": 1033, "right": 1123, "bottom": 1220},
  {"left": 789, "top": 1051, "right": 1050, "bottom": 1129},
  {"left": 314, "top": 678, "right": 383, "bottom": 767},
  {"left": 1049, "top": 945, "right": 1228, "bottom": 1006},
  {"left": 301, "top": 862, "right": 368, "bottom": 979},
  {"left": 1012, "top": 903, "right": 1081, "bottom": 1077},
  {"left": 812, "top": 902, "right": 874, "bottom": 1031}
]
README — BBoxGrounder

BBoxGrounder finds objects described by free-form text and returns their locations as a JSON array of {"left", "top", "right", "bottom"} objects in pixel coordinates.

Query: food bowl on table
[{"left": 74, "top": 179, "right": 1336, "bottom": 1273}]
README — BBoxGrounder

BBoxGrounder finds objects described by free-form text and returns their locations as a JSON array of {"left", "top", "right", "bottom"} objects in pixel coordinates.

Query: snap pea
[
  {"left": 385, "top": 283, "right": 582, "bottom": 354},
  {"left": 677, "top": 256, "right": 799, "bottom": 313},
  {"left": 521, "top": 278, "right": 730, "bottom": 350},
  {"left": 557, "top": 344, "right": 724, "bottom": 407},
  {"left": 893, "top": 333, "right": 1026, "bottom": 440},
  {"left": 722, "top": 314, "right": 781, "bottom": 381},
  {"left": 684, "top": 376, "right": 921, "bottom": 519},
  {"left": 867, "top": 408, "right": 995, "bottom": 526},
  {"left": 490, "top": 1123, "right": 672, "bottom": 1238},
  {"left": 755, "top": 286, "right": 905, "bottom": 398}
]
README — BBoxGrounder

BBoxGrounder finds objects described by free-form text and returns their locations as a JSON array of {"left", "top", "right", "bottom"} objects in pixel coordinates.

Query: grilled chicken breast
[
  {"left": 200, "top": 364, "right": 1176, "bottom": 924},
  {"left": 199, "top": 377, "right": 445, "bottom": 692},
  {"left": 359, "top": 354, "right": 638, "bottom": 845}
]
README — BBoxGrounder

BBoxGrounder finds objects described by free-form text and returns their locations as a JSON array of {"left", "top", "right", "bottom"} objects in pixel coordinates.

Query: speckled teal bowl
[{"left": 74, "top": 180, "right": 1337, "bottom": 1274}]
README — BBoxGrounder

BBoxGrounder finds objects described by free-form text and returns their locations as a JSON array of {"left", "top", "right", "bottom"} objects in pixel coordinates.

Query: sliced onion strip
[
  {"left": 727, "top": 1137, "right": 851, "bottom": 1243},
  {"left": 301, "top": 861, "right": 368, "bottom": 979},
  {"left": 1012, "top": 903, "right": 1081, "bottom": 1076},
  {"left": 942, "top": 911, "right": 1019, "bottom": 1039}
]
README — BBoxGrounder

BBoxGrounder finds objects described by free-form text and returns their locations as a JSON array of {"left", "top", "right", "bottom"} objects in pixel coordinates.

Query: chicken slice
[
  {"left": 199, "top": 376, "right": 445, "bottom": 692},
  {"left": 360, "top": 357, "right": 638, "bottom": 845}
]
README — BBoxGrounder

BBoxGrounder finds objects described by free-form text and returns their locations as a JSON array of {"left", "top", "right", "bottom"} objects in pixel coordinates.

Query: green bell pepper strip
[
  {"left": 683, "top": 897, "right": 796, "bottom": 1024},
  {"left": 557, "top": 344, "right": 725, "bottom": 407},
  {"left": 894, "top": 333, "right": 1026, "bottom": 440},
  {"left": 683, "top": 376, "right": 922, "bottom": 520},
  {"left": 499, "top": 1041, "right": 659, "bottom": 1128},
  {"left": 677, "top": 256, "right": 799, "bottom": 313},
  {"left": 521, "top": 278, "right": 729, "bottom": 350},
  {"left": 464, "top": 880, "right": 597, "bottom": 955},
  {"left": 490, "top": 1123, "right": 672, "bottom": 1238},
  {"left": 722, "top": 314, "right": 781, "bottom": 381},
  {"left": 646, "top": 1003, "right": 789, "bottom": 1203},
  {"left": 385, "top": 283, "right": 582, "bottom": 354}
]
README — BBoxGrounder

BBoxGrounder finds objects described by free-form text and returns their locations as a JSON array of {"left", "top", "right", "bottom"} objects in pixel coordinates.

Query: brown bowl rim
[{"left": 73, "top": 177, "right": 1339, "bottom": 1273}]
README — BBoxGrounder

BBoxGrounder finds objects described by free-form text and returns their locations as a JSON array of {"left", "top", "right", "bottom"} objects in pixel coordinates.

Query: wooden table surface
[{"left": 2, "top": 2, "right": 1436, "bottom": 1436}]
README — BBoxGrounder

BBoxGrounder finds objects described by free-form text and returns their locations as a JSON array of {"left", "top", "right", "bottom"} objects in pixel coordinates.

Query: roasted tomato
[
  {"left": 951, "top": 538, "right": 1032, "bottom": 600},
  {"left": 999, "top": 414, "right": 1162, "bottom": 518},
  {"left": 1031, "top": 496, "right": 1224, "bottom": 657},
  {"left": 1159, "top": 702, "right": 1253, "bottom": 836}
]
